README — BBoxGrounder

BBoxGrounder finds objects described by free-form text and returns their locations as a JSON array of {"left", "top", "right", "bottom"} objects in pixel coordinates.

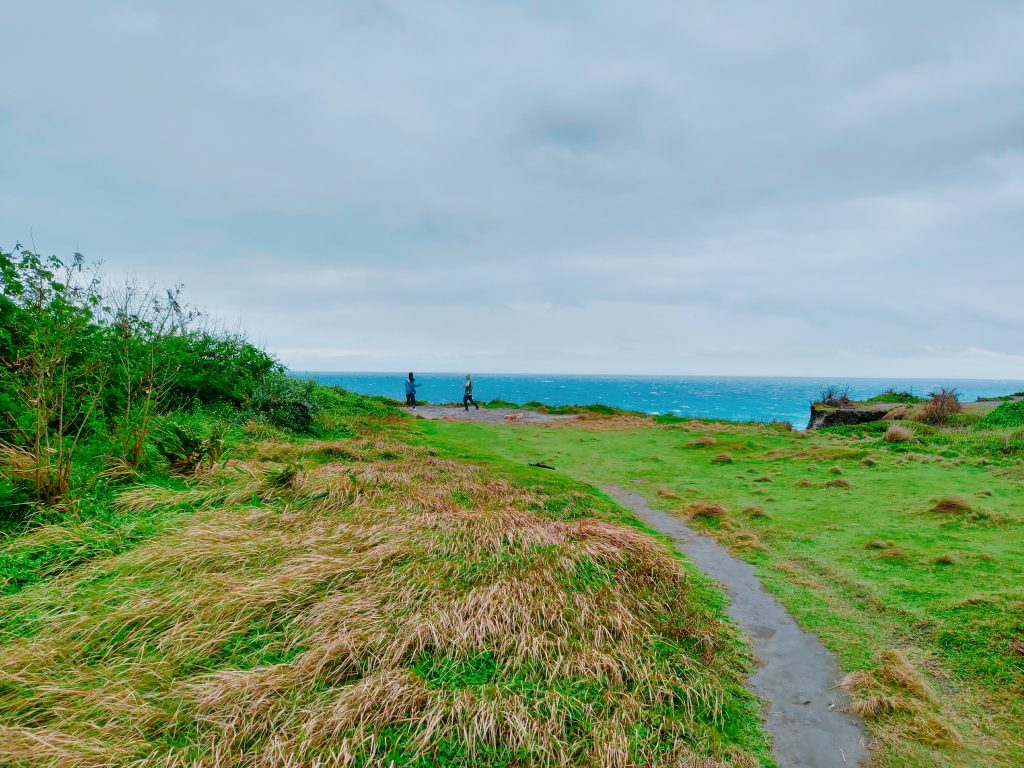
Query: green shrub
[
  {"left": 920, "top": 388, "right": 962, "bottom": 425},
  {"left": 246, "top": 373, "right": 320, "bottom": 433},
  {"left": 482, "top": 399, "right": 522, "bottom": 409},
  {"left": 867, "top": 390, "right": 922, "bottom": 404},
  {"left": 154, "top": 419, "right": 228, "bottom": 474},
  {"left": 976, "top": 400, "right": 1024, "bottom": 430},
  {"left": 819, "top": 420, "right": 889, "bottom": 437}
]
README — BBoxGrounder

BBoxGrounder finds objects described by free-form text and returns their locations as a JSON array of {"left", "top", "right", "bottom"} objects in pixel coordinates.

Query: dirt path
[
  {"left": 605, "top": 486, "right": 869, "bottom": 768},
  {"left": 410, "top": 404, "right": 577, "bottom": 425}
]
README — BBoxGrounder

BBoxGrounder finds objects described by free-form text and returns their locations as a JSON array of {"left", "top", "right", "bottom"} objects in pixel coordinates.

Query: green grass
[
  {"left": 866, "top": 391, "right": 923, "bottom": 404},
  {"left": 419, "top": 417, "right": 1024, "bottom": 768},
  {"left": 976, "top": 399, "right": 1024, "bottom": 429},
  {"left": 0, "top": 394, "right": 774, "bottom": 767}
]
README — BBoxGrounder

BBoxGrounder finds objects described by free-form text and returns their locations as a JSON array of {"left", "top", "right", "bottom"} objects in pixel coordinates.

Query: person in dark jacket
[
  {"left": 462, "top": 374, "right": 480, "bottom": 411},
  {"left": 404, "top": 372, "right": 420, "bottom": 408}
]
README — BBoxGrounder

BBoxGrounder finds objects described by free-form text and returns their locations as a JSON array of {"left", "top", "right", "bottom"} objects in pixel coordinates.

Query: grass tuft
[
  {"left": 687, "top": 501, "right": 728, "bottom": 520},
  {"left": 885, "top": 424, "right": 914, "bottom": 443}
]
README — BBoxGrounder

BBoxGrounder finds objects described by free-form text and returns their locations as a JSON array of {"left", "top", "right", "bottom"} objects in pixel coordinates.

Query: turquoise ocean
[{"left": 291, "top": 372, "right": 1024, "bottom": 428}]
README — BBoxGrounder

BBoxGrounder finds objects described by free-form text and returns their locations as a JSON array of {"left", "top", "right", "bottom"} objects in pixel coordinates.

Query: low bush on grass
[
  {"left": 976, "top": 400, "right": 1024, "bottom": 430},
  {"left": 481, "top": 399, "right": 522, "bottom": 409},
  {"left": 153, "top": 419, "right": 229, "bottom": 475},
  {"left": 885, "top": 424, "right": 914, "bottom": 442},
  {"left": 245, "top": 371, "right": 321, "bottom": 433},
  {"left": 867, "top": 390, "right": 923, "bottom": 404},
  {"left": 919, "top": 388, "right": 962, "bottom": 425},
  {"left": 818, "top": 420, "right": 889, "bottom": 438}
]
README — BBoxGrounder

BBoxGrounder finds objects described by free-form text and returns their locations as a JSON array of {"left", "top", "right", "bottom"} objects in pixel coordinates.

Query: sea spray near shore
[{"left": 292, "top": 373, "right": 1024, "bottom": 427}]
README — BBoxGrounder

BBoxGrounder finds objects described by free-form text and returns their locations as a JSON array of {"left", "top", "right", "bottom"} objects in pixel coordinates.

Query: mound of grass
[
  {"left": 481, "top": 399, "right": 523, "bottom": 410},
  {"left": 867, "top": 390, "right": 923, "bottom": 404},
  {"left": 885, "top": 424, "right": 914, "bottom": 443},
  {"left": 688, "top": 501, "right": 728, "bottom": 519},
  {"left": 0, "top": 418, "right": 771, "bottom": 767},
  {"left": 925, "top": 496, "right": 997, "bottom": 523},
  {"left": 929, "top": 496, "right": 975, "bottom": 515},
  {"left": 976, "top": 400, "right": 1024, "bottom": 430},
  {"left": 711, "top": 453, "right": 733, "bottom": 463},
  {"left": 687, "top": 435, "right": 718, "bottom": 448}
]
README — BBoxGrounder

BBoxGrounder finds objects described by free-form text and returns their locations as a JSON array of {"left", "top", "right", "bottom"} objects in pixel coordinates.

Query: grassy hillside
[
  {"left": 0, "top": 389, "right": 773, "bottom": 767},
  {"left": 422, "top": 416, "right": 1024, "bottom": 767}
]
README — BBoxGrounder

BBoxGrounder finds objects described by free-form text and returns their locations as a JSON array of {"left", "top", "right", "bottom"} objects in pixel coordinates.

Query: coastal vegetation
[
  {"left": 1, "top": 249, "right": 771, "bottom": 766},
  {"left": 4, "top": 247, "right": 1023, "bottom": 766},
  {"left": 424, "top": 404, "right": 1024, "bottom": 767}
]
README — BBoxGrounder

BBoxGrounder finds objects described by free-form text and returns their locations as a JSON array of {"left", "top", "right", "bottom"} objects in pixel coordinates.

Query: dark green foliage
[
  {"left": 976, "top": 400, "right": 1024, "bottom": 430},
  {"left": 544, "top": 403, "right": 630, "bottom": 415},
  {"left": 0, "top": 245, "right": 287, "bottom": 515},
  {"left": 818, "top": 420, "right": 890, "bottom": 438},
  {"left": 867, "top": 390, "right": 922, "bottom": 404},
  {"left": 245, "top": 372, "right": 320, "bottom": 433},
  {"left": 159, "top": 332, "right": 278, "bottom": 408},
  {"left": 154, "top": 419, "right": 229, "bottom": 474},
  {"left": 977, "top": 392, "right": 1024, "bottom": 402}
]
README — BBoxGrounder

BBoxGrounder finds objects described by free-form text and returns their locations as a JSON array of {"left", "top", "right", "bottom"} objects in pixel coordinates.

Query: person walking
[
  {"left": 404, "top": 372, "right": 420, "bottom": 408},
  {"left": 462, "top": 374, "right": 480, "bottom": 411}
]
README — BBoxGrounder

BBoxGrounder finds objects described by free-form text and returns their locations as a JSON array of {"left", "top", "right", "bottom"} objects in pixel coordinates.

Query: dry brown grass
[
  {"left": 841, "top": 649, "right": 962, "bottom": 749},
  {"left": 0, "top": 438, "right": 761, "bottom": 768},
  {"left": 687, "top": 502, "right": 727, "bottom": 520},
  {"left": 710, "top": 453, "right": 733, "bottom": 464},
  {"left": 687, "top": 436, "right": 717, "bottom": 448},
  {"left": 929, "top": 496, "right": 974, "bottom": 515},
  {"left": 823, "top": 478, "right": 852, "bottom": 489},
  {"left": 885, "top": 424, "right": 914, "bottom": 443}
]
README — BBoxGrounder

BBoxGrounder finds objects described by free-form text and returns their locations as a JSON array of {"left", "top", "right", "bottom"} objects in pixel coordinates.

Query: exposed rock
[{"left": 807, "top": 403, "right": 894, "bottom": 430}]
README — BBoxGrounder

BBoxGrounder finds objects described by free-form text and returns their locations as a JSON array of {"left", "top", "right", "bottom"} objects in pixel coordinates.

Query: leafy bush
[
  {"left": 1, "top": 245, "right": 284, "bottom": 504},
  {"left": 976, "top": 400, "right": 1024, "bottom": 430},
  {"left": 245, "top": 373, "right": 320, "bottom": 433},
  {"left": 154, "top": 420, "right": 228, "bottom": 474},
  {"left": 920, "top": 388, "right": 962, "bottom": 425}
]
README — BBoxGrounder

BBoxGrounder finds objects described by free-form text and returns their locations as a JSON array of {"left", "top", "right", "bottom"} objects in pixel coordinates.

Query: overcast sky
[{"left": 3, "top": 1, "right": 1023, "bottom": 377}]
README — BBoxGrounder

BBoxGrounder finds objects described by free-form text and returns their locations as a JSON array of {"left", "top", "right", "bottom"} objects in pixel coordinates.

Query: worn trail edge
[{"left": 605, "top": 486, "right": 869, "bottom": 768}]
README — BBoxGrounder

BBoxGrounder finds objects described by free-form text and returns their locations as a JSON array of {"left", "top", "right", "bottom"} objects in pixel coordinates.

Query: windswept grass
[
  {"left": 424, "top": 413, "right": 1024, "bottom": 767},
  {"left": 0, "top": 426, "right": 771, "bottom": 767}
]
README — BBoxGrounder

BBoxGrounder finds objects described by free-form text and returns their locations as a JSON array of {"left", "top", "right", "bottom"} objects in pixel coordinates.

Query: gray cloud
[{"left": 3, "top": 0, "right": 1023, "bottom": 377}]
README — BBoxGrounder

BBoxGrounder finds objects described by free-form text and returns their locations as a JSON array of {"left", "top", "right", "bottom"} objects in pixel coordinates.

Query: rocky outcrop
[{"left": 807, "top": 403, "right": 894, "bottom": 430}]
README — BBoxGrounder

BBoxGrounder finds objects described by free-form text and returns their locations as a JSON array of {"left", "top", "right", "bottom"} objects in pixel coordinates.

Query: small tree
[
  {"left": 922, "top": 388, "right": 962, "bottom": 425},
  {"left": 0, "top": 246, "right": 110, "bottom": 501},
  {"left": 102, "top": 281, "right": 200, "bottom": 467},
  {"left": 818, "top": 384, "right": 852, "bottom": 406}
]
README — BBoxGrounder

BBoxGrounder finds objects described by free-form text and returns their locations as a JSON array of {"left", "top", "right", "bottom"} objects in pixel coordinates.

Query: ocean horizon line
[{"left": 291, "top": 370, "right": 1024, "bottom": 384}]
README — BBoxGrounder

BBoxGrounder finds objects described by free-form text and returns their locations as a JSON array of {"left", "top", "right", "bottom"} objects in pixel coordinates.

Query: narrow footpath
[{"left": 605, "top": 486, "right": 869, "bottom": 768}]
